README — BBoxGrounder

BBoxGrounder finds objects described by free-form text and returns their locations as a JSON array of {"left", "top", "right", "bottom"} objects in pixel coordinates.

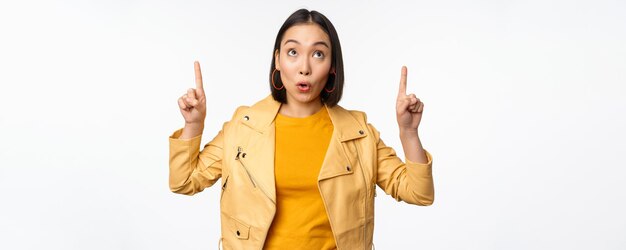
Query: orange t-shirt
[{"left": 263, "top": 106, "right": 336, "bottom": 249}]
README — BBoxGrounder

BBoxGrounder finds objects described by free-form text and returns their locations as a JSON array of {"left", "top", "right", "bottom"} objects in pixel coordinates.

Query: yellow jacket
[{"left": 169, "top": 95, "right": 434, "bottom": 249}]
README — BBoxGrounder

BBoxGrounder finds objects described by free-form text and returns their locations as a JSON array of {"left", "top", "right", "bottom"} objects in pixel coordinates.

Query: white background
[{"left": 1, "top": 0, "right": 625, "bottom": 249}]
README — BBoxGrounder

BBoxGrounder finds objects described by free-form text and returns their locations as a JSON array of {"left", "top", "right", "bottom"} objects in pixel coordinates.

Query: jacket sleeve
[
  {"left": 168, "top": 125, "right": 225, "bottom": 195},
  {"left": 370, "top": 123, "right": 434, "bottom": 206}
]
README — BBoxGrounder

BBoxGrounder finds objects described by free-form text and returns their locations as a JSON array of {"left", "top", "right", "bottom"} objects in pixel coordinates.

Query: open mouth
[{"left": 297, "top": 82, "right": 311, "bottom": 92}]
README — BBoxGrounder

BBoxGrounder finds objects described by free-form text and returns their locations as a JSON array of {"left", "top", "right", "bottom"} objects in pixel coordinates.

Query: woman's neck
[{"left": 278, "top": 99, "right": 324, "bottom": 118}]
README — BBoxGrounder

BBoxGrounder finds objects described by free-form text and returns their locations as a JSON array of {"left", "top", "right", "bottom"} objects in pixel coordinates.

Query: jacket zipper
[
  {"left": 220, "top": 175, "right": 229, "bottom": 201},
  {"left": 235, "top": 146, "right": 275, "bottom": 205},
  {"left": 235, "top": 146, "right": 256, "bottom": 188},
  {"left": 354, "top": 142, "right": 369, "bottom": 249}
]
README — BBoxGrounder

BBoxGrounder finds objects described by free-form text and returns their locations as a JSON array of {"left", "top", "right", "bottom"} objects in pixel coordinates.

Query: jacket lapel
[
  {"left": 235, "top": 95, "right": 369, "bottom": 203},
  {"left": 237, "top": 96, "right": 280, "bottom": 204},
  {"left": 318, "top": 104, "right": 367, "bottom": 181}
]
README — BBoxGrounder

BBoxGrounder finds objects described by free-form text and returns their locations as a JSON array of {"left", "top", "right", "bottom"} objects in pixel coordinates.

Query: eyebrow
[{"left": 283, "top": 39, "right": 330, "bottom": 48}]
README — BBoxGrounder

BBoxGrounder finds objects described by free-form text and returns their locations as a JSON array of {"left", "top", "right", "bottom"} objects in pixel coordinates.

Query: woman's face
[{"left": 275, "top": 23, "right": 333, "bottom": 106}]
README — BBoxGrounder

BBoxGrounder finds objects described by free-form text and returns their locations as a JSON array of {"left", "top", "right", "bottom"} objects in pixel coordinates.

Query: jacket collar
[{"left": 240, "top": 95, "right": 366, "bottom": 142}]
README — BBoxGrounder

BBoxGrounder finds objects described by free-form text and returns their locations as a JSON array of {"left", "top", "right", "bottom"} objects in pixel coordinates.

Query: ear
[
  {"left": 330, "top": 67, "right": 336, "bottom": 74},
  {"left": 274, "top": 49, "right": 281, "bottom": 71}
]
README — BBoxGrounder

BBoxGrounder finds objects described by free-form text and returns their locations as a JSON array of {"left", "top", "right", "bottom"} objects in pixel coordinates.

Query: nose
[{"left": 298, "top": 59, "right": 311, "bottom": 76}]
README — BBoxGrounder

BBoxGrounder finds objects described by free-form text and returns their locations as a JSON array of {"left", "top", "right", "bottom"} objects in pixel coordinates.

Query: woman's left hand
[{"left": 396, "top": 66, "right": 424, "bottom": 132}]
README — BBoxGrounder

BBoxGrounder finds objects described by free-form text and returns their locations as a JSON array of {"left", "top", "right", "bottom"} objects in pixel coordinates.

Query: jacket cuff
[{"left": 169, "top": 128, "right": 202, "bottom": 147}]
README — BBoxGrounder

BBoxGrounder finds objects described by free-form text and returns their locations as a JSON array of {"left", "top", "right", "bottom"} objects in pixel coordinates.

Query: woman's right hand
[{"left": 178, "top": 61, "right": 207, "bottom": 125}]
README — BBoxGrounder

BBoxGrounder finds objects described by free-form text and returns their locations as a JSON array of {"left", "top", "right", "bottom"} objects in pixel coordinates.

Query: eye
[
  {"left": 287, "top": 49, "right": 297, "bottom": 56},
  {"left": 313, "top": 51, "right": 325, "bottom": 59}
]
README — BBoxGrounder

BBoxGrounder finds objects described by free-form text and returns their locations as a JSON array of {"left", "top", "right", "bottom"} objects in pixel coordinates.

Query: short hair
[{"left": 269, "top": 9, "right": 344, "bottom": 107}]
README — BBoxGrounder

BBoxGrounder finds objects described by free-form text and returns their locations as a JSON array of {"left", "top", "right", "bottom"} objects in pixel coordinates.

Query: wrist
[
  {"left": 185, "top": 122, "right": 204, "bottom": 129},
  {"left": 180, "top": 124, "right": 204, "bottom": 139},
  {"left": 399, "top": 128, "right": 418, "bottom": 136},
  {"left": 183, "top": 122, "right": 204, "bottom": 134}
]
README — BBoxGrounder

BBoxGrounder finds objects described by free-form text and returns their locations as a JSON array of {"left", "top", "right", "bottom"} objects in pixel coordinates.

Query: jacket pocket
[{"left": 226, "top": 214, "right": 250, "bottom": 240}]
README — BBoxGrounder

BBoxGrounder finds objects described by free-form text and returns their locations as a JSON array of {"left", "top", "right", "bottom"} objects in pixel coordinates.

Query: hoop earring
[
  {"left": 271, "top": 69, "right": 284, "bottom": 90},
  {"left": 324, "top": 72, "right": 336, "bottom": 93}
]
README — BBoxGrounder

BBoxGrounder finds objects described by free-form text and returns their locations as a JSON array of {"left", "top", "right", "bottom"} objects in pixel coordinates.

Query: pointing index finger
[
  {"left": 398, "top": 66, "right": 407, "bottom": 97},
  {"left": 194, "top": 61, "right": 204, "bottom": 91}
]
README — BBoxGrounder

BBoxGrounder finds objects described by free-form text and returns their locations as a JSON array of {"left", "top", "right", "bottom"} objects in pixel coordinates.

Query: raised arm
[
  {"left": 396, "top": 66, "right": 427, "bottom": 164},
  {"left": 169, "top": 61, "right": 222, "bottom": 195},
  {"left": 374, "top": 66, "right": 434, "bottom": 205}
]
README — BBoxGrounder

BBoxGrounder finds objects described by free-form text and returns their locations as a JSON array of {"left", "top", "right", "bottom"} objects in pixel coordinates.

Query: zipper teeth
[{"left": 237, "top": 158, "right": 257, "bottom": 188}]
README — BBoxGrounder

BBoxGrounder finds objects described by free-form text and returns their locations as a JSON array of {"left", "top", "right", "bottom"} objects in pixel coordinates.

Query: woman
[{"left": 169, "top": 9, "right": 434, "bottom": 250}]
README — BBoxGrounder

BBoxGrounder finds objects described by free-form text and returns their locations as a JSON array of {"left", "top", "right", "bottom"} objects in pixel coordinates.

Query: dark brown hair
[{"left": 269, "top": 9, "right": 344, "bottom": 107}]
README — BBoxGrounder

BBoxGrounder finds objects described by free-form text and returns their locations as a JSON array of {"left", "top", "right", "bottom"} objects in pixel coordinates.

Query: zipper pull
[{"left": 235, "top": 146, "right": 242, "bottom": 160}]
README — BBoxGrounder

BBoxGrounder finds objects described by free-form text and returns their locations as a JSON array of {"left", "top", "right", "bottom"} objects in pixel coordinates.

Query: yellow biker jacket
[{"left": 169, "top": 95, "right": 434, "bottom": 249}]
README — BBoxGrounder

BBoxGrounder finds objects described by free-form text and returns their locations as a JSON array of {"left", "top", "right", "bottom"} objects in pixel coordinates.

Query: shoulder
[
  {"left": 228, "top": 95, "right": 277, "bottom": 121},
  {"left": 347, "top": 109, "right": 368, "bottom": 122},
  {"left": 230, "top": 105, "right": 250, "bottom": 121},
  {"left": 333, "top": 105, "right": 383, "bottom": 139},
  {"left": 333, "top": 104, "right": 369, "bottom": 124},
  {"left": 223, "top": 95, "right": 281, "bottom": 134}
]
